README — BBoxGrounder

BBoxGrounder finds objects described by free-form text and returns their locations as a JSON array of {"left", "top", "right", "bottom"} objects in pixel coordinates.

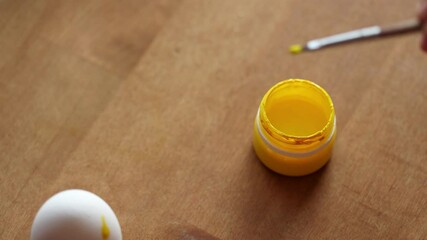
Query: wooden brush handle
[{"left": 380, "top": 19, "right": 422, "bottom": 36}]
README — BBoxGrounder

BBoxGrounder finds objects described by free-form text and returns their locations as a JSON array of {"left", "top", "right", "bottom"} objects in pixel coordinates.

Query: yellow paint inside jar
[
  {"left": 253, "top": 79, "right": 336, "bottom": 176},
  {"left": 267, "top": 98, "right": 328, "bottom": 136}
]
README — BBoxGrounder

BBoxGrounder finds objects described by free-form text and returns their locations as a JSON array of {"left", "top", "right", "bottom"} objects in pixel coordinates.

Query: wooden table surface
[{"left": 1, "top": 0, "right": 426, "bottom": 239}]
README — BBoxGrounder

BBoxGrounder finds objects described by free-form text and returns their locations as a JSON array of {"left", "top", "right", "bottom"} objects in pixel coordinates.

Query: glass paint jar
[{"left": 253, "top": 79, "right": 336, "bottom": 176}]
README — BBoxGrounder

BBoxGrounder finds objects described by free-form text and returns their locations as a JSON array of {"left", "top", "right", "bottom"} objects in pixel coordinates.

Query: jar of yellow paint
[{"left": 253, "top": 79, "right": 336, "bottom": 176}]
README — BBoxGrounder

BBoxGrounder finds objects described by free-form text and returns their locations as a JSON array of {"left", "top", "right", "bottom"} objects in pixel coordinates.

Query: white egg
[{"left": 31, "top": 189, "right": 122, "bottom": 240}]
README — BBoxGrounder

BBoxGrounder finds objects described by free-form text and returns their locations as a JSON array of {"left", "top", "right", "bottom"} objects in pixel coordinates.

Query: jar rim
[{"left": 259, "top": 79, "right": 335, "bottom": 145}]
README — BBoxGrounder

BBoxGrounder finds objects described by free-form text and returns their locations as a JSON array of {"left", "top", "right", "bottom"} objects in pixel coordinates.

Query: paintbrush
[{"left": 289, "top": 18, "right": 422, "bottom": 54}]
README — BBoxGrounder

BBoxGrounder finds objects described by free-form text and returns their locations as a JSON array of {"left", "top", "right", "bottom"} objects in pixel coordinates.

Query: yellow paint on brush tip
[
  {"left": 101, "top": 215, "right": 110, "bottom": 240},
  {"left": 289, "top": 44, "right": 303, "bottom": 54}
]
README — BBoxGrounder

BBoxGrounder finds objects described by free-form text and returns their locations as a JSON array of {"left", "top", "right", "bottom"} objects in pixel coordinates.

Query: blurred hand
[{"left": 419, "top": 0, "right": 427, "bottom": 52}]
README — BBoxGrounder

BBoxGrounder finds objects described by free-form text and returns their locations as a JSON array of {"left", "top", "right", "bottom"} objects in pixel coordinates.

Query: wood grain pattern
[{"left": 1, "top": 0, "right": 426, "bottom": 239}]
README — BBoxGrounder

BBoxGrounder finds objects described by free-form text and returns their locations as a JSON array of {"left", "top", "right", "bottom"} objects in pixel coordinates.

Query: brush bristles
[{"left": 289, "top": 44, "right": 304, "bottom": 54}]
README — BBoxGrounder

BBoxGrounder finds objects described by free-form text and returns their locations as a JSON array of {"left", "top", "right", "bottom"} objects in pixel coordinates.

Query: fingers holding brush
[{"left": 418, "top": 0, "right": 427, "bottom": 52}]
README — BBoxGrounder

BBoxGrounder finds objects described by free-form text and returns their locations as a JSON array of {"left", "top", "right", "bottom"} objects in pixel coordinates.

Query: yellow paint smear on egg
[{"left": 101, "top": 215, "right": 110, "bottom": 240}]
